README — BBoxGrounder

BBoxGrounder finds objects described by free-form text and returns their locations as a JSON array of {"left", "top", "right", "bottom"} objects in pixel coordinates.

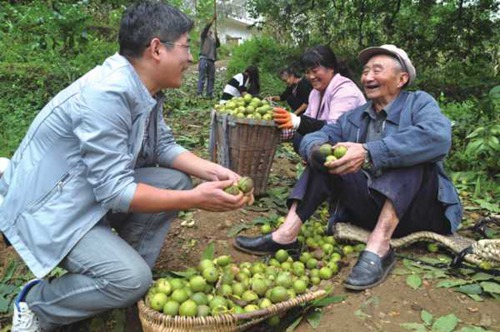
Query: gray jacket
[
  {"left": 300, "top": 90, "right": 463, "bottom": 231},
  {"left": 0, "top": 53, "right": 186, "bottom": 277}
]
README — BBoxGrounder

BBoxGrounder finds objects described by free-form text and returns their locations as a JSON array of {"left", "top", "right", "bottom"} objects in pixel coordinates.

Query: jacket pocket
[{"left": 25, "top": 171, "right": 73, "bottom": 214}]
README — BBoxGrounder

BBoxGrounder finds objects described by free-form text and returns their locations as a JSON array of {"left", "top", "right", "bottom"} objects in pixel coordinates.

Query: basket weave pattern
[
  {"left": 212, "top": 113, "right": 280, "bottom": 196},
  {"left": 138, "top": 290, "right": 325, "bottom": 332}
]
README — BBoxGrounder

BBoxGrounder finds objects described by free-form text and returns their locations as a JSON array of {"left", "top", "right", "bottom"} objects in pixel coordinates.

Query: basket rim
[
  {"left": 138, "top": 289, "right": 326, "bottom": 324},
  {"left": 214, "top": 111, "right": 278, "bottom": 127}
]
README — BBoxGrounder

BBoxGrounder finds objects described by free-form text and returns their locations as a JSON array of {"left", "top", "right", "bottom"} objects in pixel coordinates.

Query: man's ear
[
  {"left": 145, "top": 38, "right": 162, "bottom": 60},
  {"left": 398, "top": 72, "right": 409, "bottom": 88}
]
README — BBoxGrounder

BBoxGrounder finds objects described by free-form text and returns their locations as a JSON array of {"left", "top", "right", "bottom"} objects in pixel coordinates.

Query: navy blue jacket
[{"left": 300, "top": 90, "right": 463, "bottom": 231}]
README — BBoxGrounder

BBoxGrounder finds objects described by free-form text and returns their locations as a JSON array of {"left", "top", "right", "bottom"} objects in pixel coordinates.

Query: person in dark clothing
[
  {"left": 197, "top": 14, "right": 220, "bottom": 98},
  {"left": 267, "top": 67, "right": 313, "bottom": 115},
  {"left": 220, "top": 65, "right": 260, "bottom": 102}
]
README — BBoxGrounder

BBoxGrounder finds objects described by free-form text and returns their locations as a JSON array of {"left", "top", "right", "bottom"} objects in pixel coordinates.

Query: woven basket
[
  {"left": 210, "top": 111, "right": 280, "bottom": 196},
  {"left": 138, "top": 289, "right": 326, "bottom": 332}
]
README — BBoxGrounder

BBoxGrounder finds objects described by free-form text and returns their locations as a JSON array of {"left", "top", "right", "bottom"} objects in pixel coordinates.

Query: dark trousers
[
  {"left": 197, "top": 58, "right": 215, "bottom": 97},
  {"left": 289, "top": 164, "right": 451, "bottom": 238}
]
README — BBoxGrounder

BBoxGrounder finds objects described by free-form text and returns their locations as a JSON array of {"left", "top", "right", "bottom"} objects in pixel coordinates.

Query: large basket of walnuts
[{"left": 209, "top": 95, "right": 281, "bottom": 196}]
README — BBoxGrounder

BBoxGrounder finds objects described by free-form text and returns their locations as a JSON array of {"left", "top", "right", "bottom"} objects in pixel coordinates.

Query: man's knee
[
  {"left": 172, "top": 171, "right": 193, "bottom": 191},
  {"left": 103, "top": 261, "right": 153, "bottom": 306}
]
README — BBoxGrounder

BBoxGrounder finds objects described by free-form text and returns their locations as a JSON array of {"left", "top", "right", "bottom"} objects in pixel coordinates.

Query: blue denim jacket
[
  {"left": 300, "top": 90, "right": 463, "bottom": 231},
  {"left": 0, "top": 53, "right": 187, "bottom": 277}
]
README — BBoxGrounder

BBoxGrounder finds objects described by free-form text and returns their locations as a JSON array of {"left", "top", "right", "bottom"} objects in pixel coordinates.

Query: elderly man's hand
[
  {"left": 308, "top": 144, "right": 329, "bottom": 172},
  {"left": 324, "top": 142, "right": 365, "bottom": 175}
]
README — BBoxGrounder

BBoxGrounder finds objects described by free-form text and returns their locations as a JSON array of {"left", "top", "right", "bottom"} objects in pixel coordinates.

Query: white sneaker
[{"left": 12, "top": 279, "right": 41, "bottom": 332}]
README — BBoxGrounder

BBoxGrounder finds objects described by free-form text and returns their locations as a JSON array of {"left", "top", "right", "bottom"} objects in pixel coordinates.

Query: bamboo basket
[
  {"left": 210, "top": 111, "right": 280, "bottom": 196},
  {"left": 138, "top": 289, "right": 326, "bottom": 332}
]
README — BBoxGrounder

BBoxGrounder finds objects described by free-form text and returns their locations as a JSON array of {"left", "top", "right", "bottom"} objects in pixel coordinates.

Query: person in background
[
  {"left": 220, "top": 65, "right": 260, "bottom": 102},
  {"left": 235, "top": 44, "right": 462, "bottom": 291},
  {"left": 197, "top": 14, "right": 220, "bottom": 99},
  {"left": 273, "top": 45, "right": 366, "bottom": 153},
  {"left": 267, "top": 66, "right": 313, "bottom": 116},
  {"left": 2, "top": 2, "right": 251, "bottom": 331}
]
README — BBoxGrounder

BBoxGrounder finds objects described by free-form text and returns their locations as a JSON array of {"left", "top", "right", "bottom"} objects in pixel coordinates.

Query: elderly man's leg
[
  {"left": 365, "top": 199, "right": 399, "bottom": 256},
  {"left": 343, "top": 164, "right": 449, "bottom": 290}
]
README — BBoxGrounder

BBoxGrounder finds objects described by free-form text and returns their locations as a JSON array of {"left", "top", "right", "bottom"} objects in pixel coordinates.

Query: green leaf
[
  {"left": 1, "top": 260, "right": 18, "bottom": 282},
  {"left": 0, "top": 294, "right": 12, "bottom": 313},
  {"left": 436, "top": 279, "right": 470, "bottom": 288},
  {"left": 466, "top": 294, "right": 483, "bottom": 302},
  {"left": 431, "top": 313, "right": 458, "bottom": 332},
  {"left": 421, "top": 310, "right": 434, "bottom": 326},
  {"left": 471, "top": 273, "right": 495, "bottom": 281},
  {"left": 400, "top": 322, "right": 427, "bottom": 331},
  {"left": 306, "top": 308, "right": 323, "bottom": 329},
  {"left": 311, "top": 295, "right": 346, "bottom": 307},
  {"left": 286, "top": 316, "right": 303, "bottom": 332},
  {"left": 201, "top": 242, "right": 215, "bottom": 260},
  {"left": 480, "top": 281, "right": 500, "bottom": 294},
  {"left": 456, "top": 283, "right": 483, "bottom": 295},
  {"left": 167, "top": 268, "right": 198, "bottom": 279},
  {"left": 227, "top": 223, "right": 252, "bottom": 237},
  {"left": 406, "top": 274, "right": 422, "bottom": 290}
]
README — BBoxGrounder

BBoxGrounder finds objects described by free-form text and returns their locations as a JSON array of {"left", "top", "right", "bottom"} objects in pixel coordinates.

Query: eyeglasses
[{"left": 160, "top": 40, "right": 191, "bottom": 54}]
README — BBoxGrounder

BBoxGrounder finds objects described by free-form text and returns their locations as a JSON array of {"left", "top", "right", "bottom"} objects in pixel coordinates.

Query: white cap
[{"left": 358, "top": 44, "right": 416, "bottom": 85}]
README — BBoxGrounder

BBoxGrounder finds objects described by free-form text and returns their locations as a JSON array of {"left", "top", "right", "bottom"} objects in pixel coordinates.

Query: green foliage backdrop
[{"left": 0, "top": 0, "right": 498, "bottom": 196}]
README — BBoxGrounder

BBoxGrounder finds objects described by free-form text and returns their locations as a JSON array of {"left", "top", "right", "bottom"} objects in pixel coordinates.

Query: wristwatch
[{"left": 362, "top": 144, "right": 372, "bottom": 170}]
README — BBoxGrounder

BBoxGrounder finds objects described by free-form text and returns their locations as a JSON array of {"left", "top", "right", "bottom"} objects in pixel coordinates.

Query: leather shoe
[
  {"left": 344, "top": 248, "right": 396, "bottom": 291},
  {"left": 233, "top": 234, "right": 301, "bottom": 257}
]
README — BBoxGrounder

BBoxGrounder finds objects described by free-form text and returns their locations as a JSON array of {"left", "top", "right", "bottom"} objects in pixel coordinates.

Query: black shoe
[
  {"left": 233, "top": 234, "right": 301, "bottom": 257},
  {"left": 343, "top": 248, "right": 396, "bottom": 291}
]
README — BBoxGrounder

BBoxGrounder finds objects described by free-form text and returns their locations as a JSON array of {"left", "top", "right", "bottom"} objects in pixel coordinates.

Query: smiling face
[
  {"left": 361, "top": 54, "right": 409, "bottom": 107},
  {"left": 157, "top": 33, "right": 193, "bottom": 89},
  {"left": 305, "top": 66, "right": 335, "bottom": 93}
]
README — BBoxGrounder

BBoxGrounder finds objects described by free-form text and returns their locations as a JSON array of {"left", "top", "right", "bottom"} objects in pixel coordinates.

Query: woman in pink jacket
[{"left": 274, "top": 45, "right": 366, "bottom": 151}]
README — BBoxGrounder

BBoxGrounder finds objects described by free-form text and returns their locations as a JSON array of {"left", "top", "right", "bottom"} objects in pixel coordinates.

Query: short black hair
[
  {"left": 301, "top": 45, "right": 339, "bottom": 72},
  {"left": 119, "top": 1, "right": 194, "bottom": 58}
]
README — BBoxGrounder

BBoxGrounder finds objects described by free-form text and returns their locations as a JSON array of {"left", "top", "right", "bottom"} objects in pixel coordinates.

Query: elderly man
[
  {"left": 2, "top": 2, "right": 251, "bottom": 331},
  {"left": 235, "top": 44, "right": 462, "bottom": 291}
]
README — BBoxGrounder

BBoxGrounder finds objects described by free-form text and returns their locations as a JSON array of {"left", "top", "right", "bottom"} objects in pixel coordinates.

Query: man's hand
[
  {"left": 207, "top": 164, "right": 240, "bottom": 182},
  {"left": 193, "top": 180, "right": 251, "bottom": 211},
  {"left": 324, "top": 142, "right": 365, "bottom": 175},
  {"left": 308, "top": 144, "right": 328, "bottom": 172}
]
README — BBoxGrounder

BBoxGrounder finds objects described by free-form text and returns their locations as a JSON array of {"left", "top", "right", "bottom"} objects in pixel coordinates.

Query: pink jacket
[{"left": 305, "top": 74, "right": 366, "bottom": 123}]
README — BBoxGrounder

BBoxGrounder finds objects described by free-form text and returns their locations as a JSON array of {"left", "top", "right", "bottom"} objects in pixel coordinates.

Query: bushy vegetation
[{"left": 0, "top": 0, "right": 498, "bottom": 204}]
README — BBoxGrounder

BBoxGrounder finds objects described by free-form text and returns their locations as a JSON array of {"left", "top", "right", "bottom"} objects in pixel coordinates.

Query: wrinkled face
[
  {"left": 159, "top": 33, "right": 193, "bottom": 89},
  {"left": 305, "top": 66, "right": 334, "bottom": 93},
  {"left": 361, "top": 54, "right": 408, "bottom": 102}
]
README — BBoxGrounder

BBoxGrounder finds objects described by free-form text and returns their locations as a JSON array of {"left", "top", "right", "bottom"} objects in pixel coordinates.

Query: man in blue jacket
[
  {"left": 235, "top": 44, "right": 462, "bottom": 291},
  {"left": 1, "top": 2, "right": 251, "bottom": 331}
]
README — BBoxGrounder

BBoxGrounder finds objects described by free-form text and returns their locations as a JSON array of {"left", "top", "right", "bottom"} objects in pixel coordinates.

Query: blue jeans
[
  {"left": 197, "top": 58, "right": 215, "bottom": 97},
  {"left": 25, "top": 167, "right": 192, "bottom": 331}
]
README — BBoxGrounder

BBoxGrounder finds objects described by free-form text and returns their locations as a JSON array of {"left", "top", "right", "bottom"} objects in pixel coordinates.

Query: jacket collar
[
  {"left": 347, "top": 90, "right": 410, "bottom": 128},
  {"left": 107, "top": 53, "right": 157, "bottom": 115}
]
